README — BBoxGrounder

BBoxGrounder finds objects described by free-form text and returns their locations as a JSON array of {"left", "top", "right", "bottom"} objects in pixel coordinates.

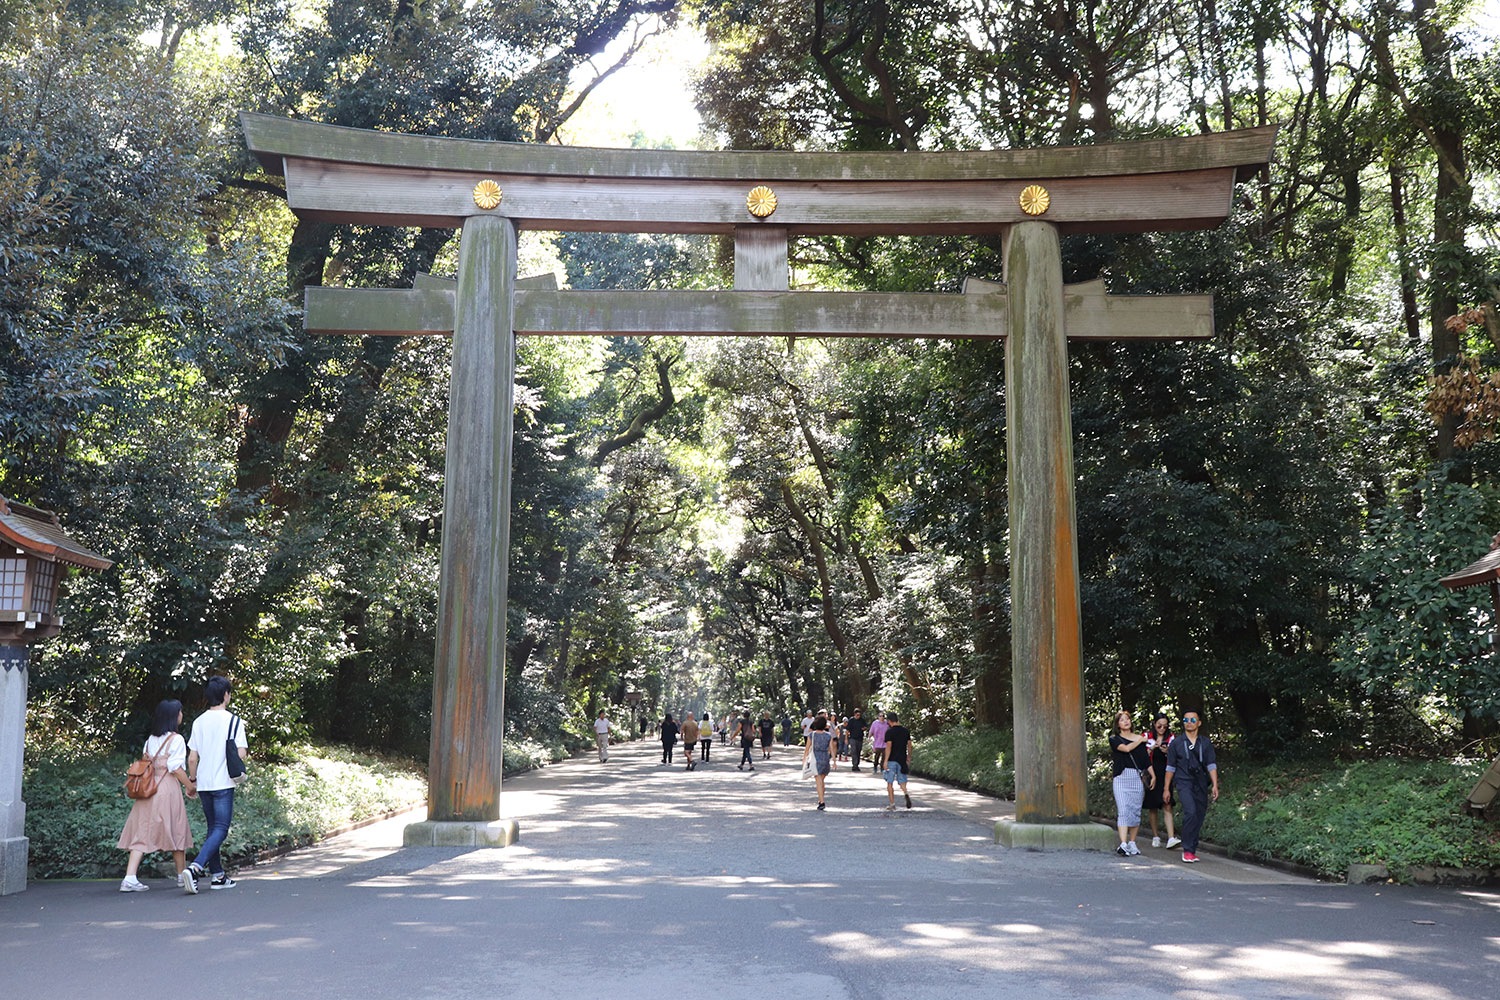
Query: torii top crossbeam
[{"left": 242, "top": 112, "right": 1275, "bottom": 235}]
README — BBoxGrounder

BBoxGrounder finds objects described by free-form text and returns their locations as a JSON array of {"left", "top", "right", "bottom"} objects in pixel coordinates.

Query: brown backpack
[{"left": 123, "top": 736, "right": 173, "bottom": 800}]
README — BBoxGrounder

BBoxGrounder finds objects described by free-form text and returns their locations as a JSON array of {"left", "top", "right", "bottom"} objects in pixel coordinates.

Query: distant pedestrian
[
  {"left": 186, "top": 676, "right": 248, "bottom": 890},
  {"left": 717, "top": 717, "right": 727, "bottom": 746},
  {"left": 1143, "top": 713, "right": 1178, "bottom": 849},
  {"left": 680, "top": 714, "right": 700, "bottom": 771},
  {"left": 758, "top": 710, "right": 775, "bottom": 759},
  {"left": 117, "top": 699, "right": 198, "bottom": 894},
  {"left": 846, "top": 708, "right": 867, "bottom": 771},
  {"left": 802, "top": 716, "right": 835, "bottom": 810},
  {"left": 779, "top": 712, "right": 794, "bottom": 745},
  {"left": 882, "top": 712, "right": 912, "bottom": 809},
  {"left": 836, "top": 716, "right": 849, "bottom": 760},
  {"left": 1109, "top": 709, "right": 1153, "bottom": 857},
  {"left": 1162, "top": 711, "right": 1219, "bottom": 864},
  {"left": 736, "top": 711, "right": 757, "bottom": 771},
  {"left": 801, "top": 710, "right": 815, "bottom": 741},
  {"left": 699, "top": 713, "right": 713, "bottom": 761},
  {"left": 594, "top": 709, "right": 611, "bottom": 763},
  {"left": 869, "top": 710, "right": 890, "bottom": 772},
  {"left": 660, "top": 713, "right": 680, "bottom": 764}
]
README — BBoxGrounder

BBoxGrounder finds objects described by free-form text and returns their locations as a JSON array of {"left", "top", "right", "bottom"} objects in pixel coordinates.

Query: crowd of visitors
[{"left": 592, "top": 702, "right": 913, "bottom": 811}]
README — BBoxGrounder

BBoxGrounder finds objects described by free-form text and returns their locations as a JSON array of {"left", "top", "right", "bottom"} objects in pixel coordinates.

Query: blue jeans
[{"left": 192, "top": 788, "right": 235, "bottom": 875}]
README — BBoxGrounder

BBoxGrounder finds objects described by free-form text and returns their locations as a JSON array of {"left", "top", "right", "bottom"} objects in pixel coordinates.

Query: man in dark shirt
[
  {"left": 883, "top": 712, "right": 913, "bottom": 809},
  {"left": 846, "top": 708, "right": 868, "bottom": 771},
  {"left": 1161, "top": 711, "right": 1219, "bottom": 863}
]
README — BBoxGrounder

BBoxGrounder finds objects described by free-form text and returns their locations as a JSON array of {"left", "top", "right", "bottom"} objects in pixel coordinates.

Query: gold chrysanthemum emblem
[
  {"left": 746, "top": 185, "right": 778, "bottom": 218},
  {"left": 1018, "top": 184, "right": 1050, "bottom": 216},
  {"left": 472, "top": 179, "right": 503, "bottom": 210}
]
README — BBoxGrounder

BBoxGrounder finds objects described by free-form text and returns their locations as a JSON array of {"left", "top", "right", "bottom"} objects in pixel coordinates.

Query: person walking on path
[
  {"left": 779, "top": 712, "right": 794, "bottom": 745},
  {"left": 679, "top": 714, "right": 700, "bottom": 771},
  {"left": 186, "top": 676, "right": 248, "bottom": 890},
  {"left": 660, "top": 713, "right": 680, "bottom": 764},
  {"left": 699, "top": 712, "right": 713, "bottom": 762},
  {"left": 846, "top": 709, "right": 867, "bottom": 771},
  {"left": 882, "top": 712, "right": 912, "bottom": 809},
  {"left": 1109, "top": 710, "right": 1153, "bottom": 857},
  {"left": 736, "top": 711, "right": 757, "bottom": 771},
  {"left": 594, "top": 710, "right": 611, "bottom": 763},
  {"left": 802, "top": 716, "right": 835, "bottom": 809},
  {"left": 836, "top": 716, "right": 849, "bottom": 761},
  {"left": 758, "top": 710, "right": 775, "bottom": 760},
  {"left": 1143, "top": 713, "right": 1179, "bottom": 849},
  {"left": 117, "top": 699, "right": 198, "bottom": 894},
  {"left": 869, "top": 711, "right": 890, "bottom": 773},
  {"left": 1161, "top": 711, "right": 1219, "bottom": 863},
  {"left": 801, "top": 709, "right": 815, "bottom": 742}
]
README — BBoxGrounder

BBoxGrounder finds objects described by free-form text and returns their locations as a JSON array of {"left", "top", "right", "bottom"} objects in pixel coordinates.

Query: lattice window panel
[
  {"left": 31, "top": 558, "right": 57, "bottom": 615},
  {"left": 0, "top": 558, "right": 24, "bottom": 612}
]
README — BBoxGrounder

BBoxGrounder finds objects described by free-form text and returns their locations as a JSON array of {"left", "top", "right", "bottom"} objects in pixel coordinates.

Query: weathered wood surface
[
  {"left": 413, "top": 271, "right": 558, "bottom": 291},
  {"left": 1005, "top": 220, "right": 1090, "bottom": 825},
  {"left": 280, "top": 157, "right": 1239, "bottom": 235},
  {"left": 428, "top": 215, "right": 516, "bottom": 823},
  {"left": 734, "top": 225, "right": 789, "bottom": 290},
  {"left": 304, "top": 285, "right": 1213, "bottom": 340},
  {"left": 244, "top": 112, "right": 1277, "bottom": 183}
]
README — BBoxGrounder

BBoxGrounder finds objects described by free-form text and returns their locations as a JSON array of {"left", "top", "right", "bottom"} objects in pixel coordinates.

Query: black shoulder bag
[{"left": 225, "top": 715, "right": 247, "bottom": 782}]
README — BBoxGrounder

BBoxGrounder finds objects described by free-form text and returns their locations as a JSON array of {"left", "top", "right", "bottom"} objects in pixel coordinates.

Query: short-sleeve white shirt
[
  {"left": 144, "top": 733, "right": 187, "bottom": 772},
  {"left": 188, "top": 709, "right": 249, "bottom": 792},
  {"left": 594, "top": 717, "right": 610, "bottom": 734}
]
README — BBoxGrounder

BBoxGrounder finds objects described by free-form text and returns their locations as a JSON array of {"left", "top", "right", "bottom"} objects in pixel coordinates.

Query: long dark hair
[{"left": 151, "top": 699, "right": 183, "bottom": 737}]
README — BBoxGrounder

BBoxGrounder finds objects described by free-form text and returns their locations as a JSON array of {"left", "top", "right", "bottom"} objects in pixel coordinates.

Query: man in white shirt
[
  {"left": 594, "top": 710, "right": 611, "bottom": 762},
  {"left": 186, "top": 676, "right": 249, "bottom": 890}
]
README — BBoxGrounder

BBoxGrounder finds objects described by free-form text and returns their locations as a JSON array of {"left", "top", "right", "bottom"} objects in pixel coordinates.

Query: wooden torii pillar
[{"left": 241, "top": 113, "right": 1275, "bottom": 848}]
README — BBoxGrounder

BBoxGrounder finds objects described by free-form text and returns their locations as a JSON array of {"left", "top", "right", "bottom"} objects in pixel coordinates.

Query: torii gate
[{"left": 241, "top": 114, "right": 1275, "bottom": 848}]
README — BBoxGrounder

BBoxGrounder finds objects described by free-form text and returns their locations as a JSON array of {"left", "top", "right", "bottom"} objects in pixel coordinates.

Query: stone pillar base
[
  {"left": 994, "top": 820, "right": 1116, "bottom": 851},
  {"left": 0, "top": 835, "right": 27, "bottom": 895},
  {"left": 403, "top": 819, "right": 519, "bottom": 848}
]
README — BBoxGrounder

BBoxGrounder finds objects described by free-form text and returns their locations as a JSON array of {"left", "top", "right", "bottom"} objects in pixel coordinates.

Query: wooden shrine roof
[
  {"left": 1438, "top": 546, "right": 1500, "bottom": 591},
  {"left": 0, "top": 496, "right": 112, "bottom": 571}
]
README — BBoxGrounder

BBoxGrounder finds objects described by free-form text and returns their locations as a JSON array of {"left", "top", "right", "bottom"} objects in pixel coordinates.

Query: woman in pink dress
[{"left": 117, "top": 700, "right": 198, "bottom": 893}]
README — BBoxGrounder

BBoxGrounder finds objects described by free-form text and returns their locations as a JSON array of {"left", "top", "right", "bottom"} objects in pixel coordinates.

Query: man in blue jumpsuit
[{"left": 1161, "top": 711, "right": 1219, "bottom": 864}]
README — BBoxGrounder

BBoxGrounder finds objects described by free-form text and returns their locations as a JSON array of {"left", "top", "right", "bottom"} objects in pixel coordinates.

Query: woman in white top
[{"left": 117, "top": 700, "right": 198, "bottom": 893}]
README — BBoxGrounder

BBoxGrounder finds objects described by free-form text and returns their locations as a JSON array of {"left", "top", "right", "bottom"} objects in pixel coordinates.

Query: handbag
[
  {"left": 225, "top": 715, "right": 246, "bottom": 783},
  {"left": 124, "top": 736, "right": 171, "bottom": 799},
  {"left": 801, "top": 756, "right": 814, "bottom": 780}
]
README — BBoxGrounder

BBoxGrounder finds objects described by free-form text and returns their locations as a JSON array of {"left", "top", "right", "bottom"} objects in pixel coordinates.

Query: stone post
[
  {"left": 1, "top": 646, "right": 29, "bottom": 893},
  {"left": 404, "top": 215, "right": 519, "bottom": 847},
  {"left": 995, "top": 221, "right": 1108, "bottom": 849}
]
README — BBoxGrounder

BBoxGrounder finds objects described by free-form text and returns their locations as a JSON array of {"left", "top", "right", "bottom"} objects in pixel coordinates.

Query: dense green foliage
[
  {"left": 24, "top": 742, "right": 425, "bottom": 878},
  {"left": 910, "top": 726, "right": 1015, "bottom": 799},
  {"left": 4, "top": 0, "right": 1500, "bottom": 851},
  {"left": 915, "top": 727, "right": 1499, "bottom": 880}
]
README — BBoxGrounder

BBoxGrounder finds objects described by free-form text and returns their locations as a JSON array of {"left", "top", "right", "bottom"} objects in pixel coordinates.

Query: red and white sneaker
[{"left": 1181, "top": 851, "right": 1200, "bottom": 863}]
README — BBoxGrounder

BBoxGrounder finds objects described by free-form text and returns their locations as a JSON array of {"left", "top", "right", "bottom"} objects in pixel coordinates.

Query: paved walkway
[{"left": 4, "top": 738, "right": 1498, "bottom": 1000}]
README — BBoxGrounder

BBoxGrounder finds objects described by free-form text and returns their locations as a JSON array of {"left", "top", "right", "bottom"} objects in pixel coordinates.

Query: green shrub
[
  {"left": 910, "top": 726, "right": 1014, "bottom": 798},
  {"left": 1201, "top": 757, "right": 1500, "bottom": 880},
  {"left": 917, "top": 728, "right": 1500, "bottom": 882},
  {"left": 25, "top": 742, "right": 425, "bottom": 879}
]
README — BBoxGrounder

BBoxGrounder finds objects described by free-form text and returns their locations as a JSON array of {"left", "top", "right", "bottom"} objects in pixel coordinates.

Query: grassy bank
[
  {"left": 24, "top": 735, "right": 579, "bottom": 879},
  {"left": 912, "top": 726, "right": 1500, "bottom": 880}
]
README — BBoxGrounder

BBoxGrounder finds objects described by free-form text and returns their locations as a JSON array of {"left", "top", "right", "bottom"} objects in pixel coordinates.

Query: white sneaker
[
  {"left": 119, "top": 877, "right": 149, "bottom": 892},
  {"left": 179, "top": 868, "right": 197, "bottom": 894},
  {"left": 1151, "top": 836, "right": 1162, "bottom": 848},
  {"left": 1126, "top": 842, "right": 1141, "bottom": 856},
  {"left": 1166, "top": 836, "right": 1182, "bottom": 849}
]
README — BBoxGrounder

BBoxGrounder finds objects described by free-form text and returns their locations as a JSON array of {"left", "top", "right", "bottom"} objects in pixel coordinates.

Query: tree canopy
[{"left": 4, "top": 0, "right": 1499, "bottom": 760}]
